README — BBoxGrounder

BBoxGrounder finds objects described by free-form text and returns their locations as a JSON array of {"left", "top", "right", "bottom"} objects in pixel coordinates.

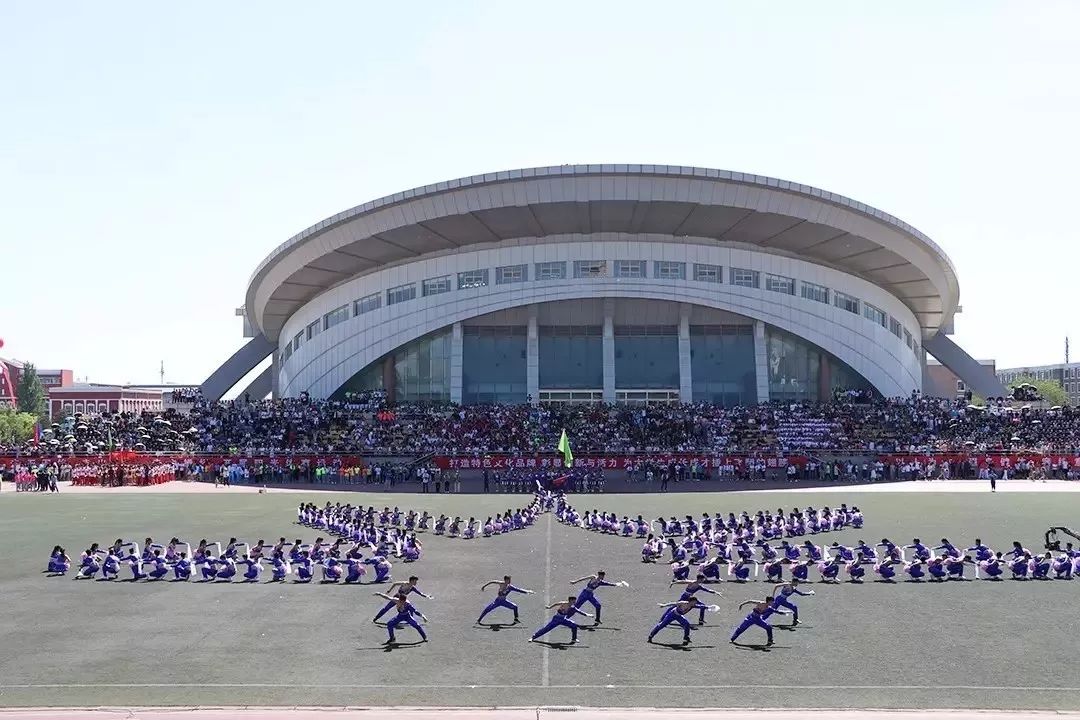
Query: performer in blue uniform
[
  {"left": 172, "top": 553, "right": 192, "bottom": 581},
  {"left": 528, "top": 596, "right": 591, "bottom": 644},
  {"left": 373, "top": 592, "right": 428, "bottom": 645},
  {"left": 374, "top": 576, "right": 433, "bottom": 622},
  {"left": 146, "top": 551, "right": 169, "bottom": 580},
  {"left": 570, "top": 571, "right": 629, "bottom": 625},
  {"left": 730, "top": 597, "right": 775, "bottom": 646},
  {"left": 770, "top": 580, "right": 814, "bottom": 625},
  {"left": 477, "top": 575, "right": 534, "bottom": 624},
  {"left": 670, "top": 574, "right": 723, "bottom": 624},
  {"left": 48, "top": 546, "right": 72, "bottom": 575},
  {"left": 647, "top": 596, "right": 719, "bottom": 645}
]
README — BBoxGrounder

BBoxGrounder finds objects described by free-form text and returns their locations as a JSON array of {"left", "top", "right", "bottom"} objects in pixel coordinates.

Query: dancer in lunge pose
[
  {"left": 373, "top": 592, "right": 428, "bottom": 646},
  {"left": 647, "top": 596, "right": 720, "bottom": 645},
  {"left": 670, "top": 573, "right": 724, "bottom": 624},
  {"left": 570, "top": 571, "right": 629, "bottom": 625},
  {"left": 373, "top": 576, "right": 433, "bottom": 622},
  {"left": 528, "top": 596, "right": 591, "bottom": 644},
  {"left": 770, "top": 579, "right": 814, "bottom": 625},
  {"left": 730, "top": 597, "right": 776, "bottom": 646},
  {"left": 477, "top": 575, "right": 534, "bottom": 624}
]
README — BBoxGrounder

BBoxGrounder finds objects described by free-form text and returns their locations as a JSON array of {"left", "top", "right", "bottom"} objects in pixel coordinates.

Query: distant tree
[
  {"left": 0, "top": 406, "right": 37, "bottom": 444},
  {"left": 1006, "top": 375, "right": 1068, "bottom": 407},
  {"left": 15, "top": 363, "right": 47, "bottom": 419}
]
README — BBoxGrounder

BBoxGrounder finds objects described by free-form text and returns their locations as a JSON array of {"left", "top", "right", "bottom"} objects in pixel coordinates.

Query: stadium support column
[
  {"left": 527, "top": 306, "right": 539, "bottom": 405},
  {"left": 450, "top": 321, "right": 463, "bottom": 405},
  {"left": 678, "top": 303, "right": 692, "bottom": 403},
  {"left": 603, "top": 299, "right": 615, "bottom": 403},
  {"left": 270, "top": 354, "right": 280, "bottom": 400},
  {"left": 382, "top": 356, "right": 396, "bottom": 403},
  {"left": 818, "top": 354, "right": 832, "bottom": 402},
  {"left": 754, "top": 320, "right": 770, "bottom": 403}
]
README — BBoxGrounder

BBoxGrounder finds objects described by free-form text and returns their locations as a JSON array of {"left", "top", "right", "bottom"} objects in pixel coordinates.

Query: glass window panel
[
  {"left": 765, "top": 273, "right": 795, "bottom": 295},
  {"left": 863, "top": 303, "right": 887, "bottom": 328},
  {"left": 495, "top": 264, "right": 528, "bottom": 284},
  {"left": 573, "top": 260, "right": 608, "bottom": 278},
  {"left": 306, "top": 319, "right": 321, "bottom": 340},
  {"left": 330, "top": 328, "right": 451, "bottom": 403},
  {"left": 422, "top": 275, "right": 451, "bottom": 296},
  {"left": 457, "top": 269, "right": 489, "bottom": 289},
  {"left": 535, "top": 261, "right": 567, "bottom": 280},
  {"left": 834, "top": 291, "right": 860, "bottom": 314},
  {"left": 690, "top": 325, "right": 756, "bottom": 405},
  {"left": 539, "top": 326, "right": 603, "bottom": 389},
  {"left": 387, "top": 283, "right": 416, "bottom": 306},
  {"left": 354, "top": 293, "right": 381, "bottom": 315},
  {"left": 765, "top": 325, "right": 873, "bottom": 403},
  {"left": 800, "top": 281, "right": 829, "bottom": 304},
  {"left": 614, "top": 330, "right": 679, "bottom": 389},
  {"left": 693, "top": 263, "right": 722, "bottom": 283},
  {"left": 654, "top": 261, "right": 686, "bottom": 280},
  {"left": 729, "top": 267, "right": 760, "bottom": 288},
  {"left": 323, "top": 305, "right": 349, "bottom": 330},
  {"left": 613, "top": 260, "right": 646, "bottom": 278},
  {"left": 889, "top": 317, "right": 903, "bottom": 338},
  {"left": 462, "top": 326, "right": 527, "bottom": 404}
]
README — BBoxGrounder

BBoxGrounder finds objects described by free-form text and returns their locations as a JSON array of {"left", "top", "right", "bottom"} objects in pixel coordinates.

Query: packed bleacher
[
  {"left": 182, "top": 392, "right": 1080, "bottom": 455},
  {"left": 4, "top": 390, "right": 1080, "bottom": 458},
  {"left": 9, "top": 388, "right": 1080, "bottom": 490}
]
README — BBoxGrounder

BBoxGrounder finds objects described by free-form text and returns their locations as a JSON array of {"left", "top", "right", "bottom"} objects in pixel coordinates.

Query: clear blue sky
[{"left": 2, "top": 1, "right": 1077, "bottom": 386}]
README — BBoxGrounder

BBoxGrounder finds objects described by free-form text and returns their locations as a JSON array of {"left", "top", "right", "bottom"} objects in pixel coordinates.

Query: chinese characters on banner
[{"left": 4, "top": 452, "right": 1080, "bottom": 471}]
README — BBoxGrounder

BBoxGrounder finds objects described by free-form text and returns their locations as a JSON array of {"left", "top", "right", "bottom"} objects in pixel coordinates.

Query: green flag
[{"left": 557, "top": 428, "right": 573, "bottom": 468}]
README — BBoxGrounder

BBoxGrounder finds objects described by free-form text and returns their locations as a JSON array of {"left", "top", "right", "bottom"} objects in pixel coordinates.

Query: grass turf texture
[{"left": 1, "top": 491, "right": 1079, "bottom": 711}]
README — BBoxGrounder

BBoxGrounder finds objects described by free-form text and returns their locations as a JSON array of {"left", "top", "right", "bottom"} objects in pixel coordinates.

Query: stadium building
[{"left": 203, "top": 165, "right": 1004, "bottom": 404}]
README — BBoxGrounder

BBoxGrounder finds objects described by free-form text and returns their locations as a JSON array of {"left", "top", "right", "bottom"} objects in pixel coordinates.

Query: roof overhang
[{"left": 246, "top": 165, "right": 959, "bottom": 343}]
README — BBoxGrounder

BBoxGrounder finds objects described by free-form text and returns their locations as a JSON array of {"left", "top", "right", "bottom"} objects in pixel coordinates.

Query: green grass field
[{"left": 1, "top": 489, "right": 1079, "bottom": 710}]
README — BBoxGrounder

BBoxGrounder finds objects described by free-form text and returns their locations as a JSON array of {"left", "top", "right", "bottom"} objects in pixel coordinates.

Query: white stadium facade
[{"left": 202, "top": 165, "right": 1005, "bottom": 404}]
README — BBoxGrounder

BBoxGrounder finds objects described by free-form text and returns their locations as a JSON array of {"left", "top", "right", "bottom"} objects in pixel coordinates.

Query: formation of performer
[
  {"left": 873, "top": 537, "right": 1080, "bottom": 582},
  {"left": 297, "top": 496, "right": 546, "bottom": 542},
  {"left": 557, "top": 501, "right": 864, "bottom": 541},
  {"left": 62, "top": 535, "right": 404, "bottom": 585},
  {"left": 46, "top": 488, "right": 1080, "bottom": 654}
]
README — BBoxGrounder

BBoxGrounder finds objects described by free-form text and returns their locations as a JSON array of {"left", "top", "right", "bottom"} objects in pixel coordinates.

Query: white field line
[
  {"left": 2, "top": 683, "right": 1080, "bottom": 691},
  {"left": 542, "top": 511, "right": 552, "bottom": 687}
]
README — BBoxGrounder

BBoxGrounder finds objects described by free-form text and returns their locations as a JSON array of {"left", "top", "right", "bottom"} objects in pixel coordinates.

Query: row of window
[
  {"left": 998, "top": 368, "right": 1080, "bottom": 384},
  {"left": 536, "top": 389, "right": 682, "bottom": 405},
  {"left": 282, "top": 259, "right": 920, "bottom": 360}
]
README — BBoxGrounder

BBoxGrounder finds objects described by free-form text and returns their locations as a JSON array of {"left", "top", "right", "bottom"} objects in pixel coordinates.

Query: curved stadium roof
[{"left": 245, "top": 164, "right": 959, "bottom": 343}]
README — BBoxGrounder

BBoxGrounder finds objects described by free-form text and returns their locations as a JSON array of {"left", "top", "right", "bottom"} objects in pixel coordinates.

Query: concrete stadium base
[{"left": 2, "top": 708, "right": 1079, "bottom": 720}]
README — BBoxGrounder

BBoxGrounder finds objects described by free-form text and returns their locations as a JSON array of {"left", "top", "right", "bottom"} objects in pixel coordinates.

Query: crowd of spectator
[
  {"left": 169, "top": 387, "right": 203, "bottom": 404},
  {"left": 173, "top": 392, "right": 1080, "bottom": 455},
  {"left": 6, "top": 391, "right": 1080, "bottom": 458}
]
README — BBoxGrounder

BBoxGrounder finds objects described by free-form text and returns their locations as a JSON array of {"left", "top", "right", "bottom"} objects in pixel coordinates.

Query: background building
[
  {"left": 927, "top": 357, "right": 996, "bottom": 399},
  {"left": 203, "top": 165, "right": 1004, "bottom": 404},
  {"left": 1, "top": 357, "right": 75, "bottom": 408},
  {"left": 47, "top": 384, "right": 164, "bottom": 418},
  {"left": 997, "top": 363, "right": 1080, "bottom": 405}
]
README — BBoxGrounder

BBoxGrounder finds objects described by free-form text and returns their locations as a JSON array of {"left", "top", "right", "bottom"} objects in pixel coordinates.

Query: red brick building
[
  {"left": 48, "top": 385, "right": 163, "bottom": 417},
  {"left": 1, "top": 357, "right": 75, "bottom": 408},
  {"left": 926, "top": 357, "right": 996, "bottom": 399}
]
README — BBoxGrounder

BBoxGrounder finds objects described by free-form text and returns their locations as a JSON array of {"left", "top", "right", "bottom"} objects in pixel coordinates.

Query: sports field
[{"left": 1, "top": 486, "right": 1079, "bottom": 711}]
